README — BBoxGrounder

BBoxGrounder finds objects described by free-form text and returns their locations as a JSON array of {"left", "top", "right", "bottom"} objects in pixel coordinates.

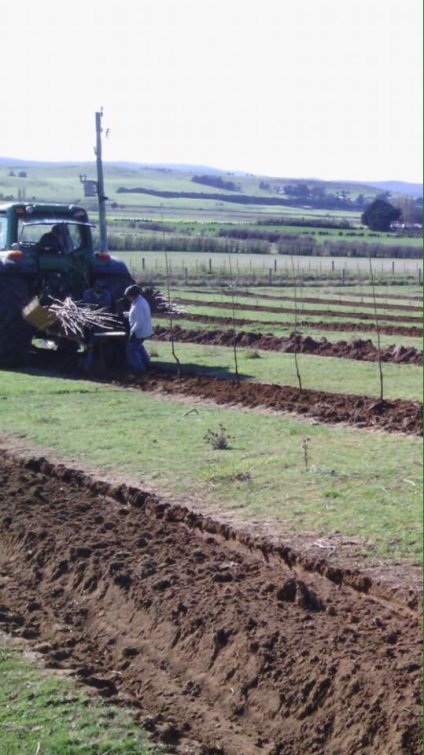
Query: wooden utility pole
[{"left": 95, "top": 109, "right": 108, "bottom": 252}]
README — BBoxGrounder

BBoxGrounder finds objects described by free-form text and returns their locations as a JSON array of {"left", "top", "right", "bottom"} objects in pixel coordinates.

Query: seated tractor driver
[{"left": 36, "top": 223, "right": 66, "bottom": 253}]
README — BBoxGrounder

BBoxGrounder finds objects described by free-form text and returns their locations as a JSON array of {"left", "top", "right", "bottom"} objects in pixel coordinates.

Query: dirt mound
[
  {"left": 153, "top": 326, "right": 423, "bottom": 364},
  {"left": 117, "top": 370, "right": 422, "bottom": 437},
  {"left": 0, "top": 453, "right": 421, "bottom": 754},
  {"left": 22, "top": 348, "right": 423, "bottom": 436}
]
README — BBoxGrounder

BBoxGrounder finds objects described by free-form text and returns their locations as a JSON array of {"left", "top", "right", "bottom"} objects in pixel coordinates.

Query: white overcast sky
[{"left": 2, "top": 0, "right": 422, "bottom": 182}]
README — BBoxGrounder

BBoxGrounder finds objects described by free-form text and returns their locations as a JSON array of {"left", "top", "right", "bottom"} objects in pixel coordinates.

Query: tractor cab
[
  {"left": 19, "top": 219, "right": 92, "bottom": 254},
  {"left": 0, "top": 203, "right": 92, "bottom": 249}
]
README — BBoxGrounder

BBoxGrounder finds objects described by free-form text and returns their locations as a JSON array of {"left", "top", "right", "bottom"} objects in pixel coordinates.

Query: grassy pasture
[
  {"left": 115, "top": 203, "right": 362, "bottom": 223},
  {"left": 1, "top": 162, "right": 377, "bottom": 201},
  {"left": 0, "top": 162, "right": 392, "bottom": 226},
  {"left": 0, "top": 634, "right": 153, "bottom": 754},
  {"left": 0, "top": 370, "right": 421, "bottom": 562},
  {"left": 239, "top": 283, "right": 422, "bottom": 299},
  {"left": 163, "top": 303, "right": 419, "bottom": 333},
  {"left": 169, "top": 288, "right": 422, "bottom": 319},
  {"left": 170, "top": 285, "right": 423, "bottom": 309}
]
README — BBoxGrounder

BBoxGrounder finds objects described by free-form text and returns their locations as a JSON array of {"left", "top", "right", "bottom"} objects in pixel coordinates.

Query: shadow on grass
[
  {"left": 7, "top": 348, "right": 253, "bottom": 384},
  {"left": 156, "top": 360, "right": 253, "bottom": 381}
]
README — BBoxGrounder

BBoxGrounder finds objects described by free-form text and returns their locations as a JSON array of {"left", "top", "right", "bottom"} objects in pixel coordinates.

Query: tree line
[
  {"left": 103, "top": 230, "right": 420, "bottom": 259},
  {"left": 115, "top": 186, "right": 361, "bottom": 209},
  {"left": 259, "top": 217, "right": 353, "bottom": 229},
  {"left": 191, "top": 175, "right": 241, "bottom": 192},
  {"left": 117, "top": 186, "right": 297, "bottom": 205}
]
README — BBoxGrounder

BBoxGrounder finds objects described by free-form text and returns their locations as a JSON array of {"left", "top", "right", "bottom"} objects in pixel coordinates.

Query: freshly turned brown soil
[
  {"left": 0, "top": 453, "right": 421, "bottom": 754},
  {"left": 152, "top": 325, "right": 423, "bottom": 364}
]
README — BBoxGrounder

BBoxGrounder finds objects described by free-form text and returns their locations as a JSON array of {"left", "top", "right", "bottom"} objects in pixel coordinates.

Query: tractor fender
[
  {"left": 90, "top": 256, "right": 133, "bottom": 278},
  {"left": 0, "top": 257, "right": 37, "bottom": 274}
]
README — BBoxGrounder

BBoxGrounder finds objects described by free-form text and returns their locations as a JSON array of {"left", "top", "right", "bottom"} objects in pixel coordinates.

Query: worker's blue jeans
[{"left": 126, "top": 338, "right": 150, "bottom": 372}]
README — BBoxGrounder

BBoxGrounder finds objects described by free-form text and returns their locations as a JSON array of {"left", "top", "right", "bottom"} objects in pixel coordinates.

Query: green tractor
[{"left": 0, "top": 202, "right": 135, "bottom": 367}]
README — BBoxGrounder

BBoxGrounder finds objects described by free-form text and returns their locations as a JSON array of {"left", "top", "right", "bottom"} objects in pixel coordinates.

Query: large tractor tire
[{"left": 0, "top": 276, "right": 33, "bottom": 367}]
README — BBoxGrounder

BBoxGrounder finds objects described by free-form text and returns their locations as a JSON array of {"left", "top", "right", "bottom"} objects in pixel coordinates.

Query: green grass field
[
  {"left": 169, "top": 287, "right": 421, "bottom": 317},
  {"left": 0, "top": 634, "right": 153, "bottom": 754}
]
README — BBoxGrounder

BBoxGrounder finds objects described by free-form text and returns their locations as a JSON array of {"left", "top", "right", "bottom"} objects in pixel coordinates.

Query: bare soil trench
[
  {"left": 23, "top": 349, "right": 423, "bottom": 437},
  {"left": 113, "top": 369, "right": 422, "bottom": 437},
  {"left": 0, "top": 452, "right": 421, "bottom": 755},
  {"left": 174, "top": 298, "right": 422, "bottom": 324},
  {"left": 152, "top": 325, "right": 423, "bottom": 365},
  {"left": 161, "top": 312, "right": 423, "bottom": 339}
]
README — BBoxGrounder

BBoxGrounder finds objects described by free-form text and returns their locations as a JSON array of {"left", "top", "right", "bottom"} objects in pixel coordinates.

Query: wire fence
[{"left": 117, "top": 251, "right": 422, "bottom": 289}]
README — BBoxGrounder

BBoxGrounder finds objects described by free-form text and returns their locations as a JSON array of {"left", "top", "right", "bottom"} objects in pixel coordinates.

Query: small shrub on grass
[
  {"left": 204, "top": 424, "right": 231, "bottom": 450},
  {"left": 302, "top": 436, "right": 311, "bottom": 471}
]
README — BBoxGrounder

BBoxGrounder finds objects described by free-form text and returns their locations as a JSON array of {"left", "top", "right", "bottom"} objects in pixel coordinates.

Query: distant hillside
[
  {"left": 0, "top": 156, "right": 420, "bottom": 197},
  {"left": 0, "top": 158, "right": 420, "bottom": 224},
  {"left": 114, "top": 164, "right": 423, "bottom": 196},
  {"left": 360, "top": 180, "right": 423, "bottom": 199}
]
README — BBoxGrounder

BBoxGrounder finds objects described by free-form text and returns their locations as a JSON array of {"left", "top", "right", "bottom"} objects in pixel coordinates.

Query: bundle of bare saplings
[{"left": 47, "top": 298, "right": 121, "bottom": 339}]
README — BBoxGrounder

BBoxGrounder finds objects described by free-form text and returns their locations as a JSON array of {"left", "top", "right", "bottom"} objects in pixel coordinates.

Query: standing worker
[{"left": 123, "top": 285, "right": 153, "bottom": 372}]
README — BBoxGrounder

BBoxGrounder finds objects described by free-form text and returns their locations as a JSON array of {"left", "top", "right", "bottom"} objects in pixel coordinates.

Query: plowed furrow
[
  {"left": 115, "top": 369, "right": 422, "bottom": 437},
  {"left": 0, "top": 453, "right": 421, "bottom": 755}
]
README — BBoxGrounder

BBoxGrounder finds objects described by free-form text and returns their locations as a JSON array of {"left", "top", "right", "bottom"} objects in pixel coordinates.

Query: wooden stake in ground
[
  {"left": 368, "top": 256, "right": 384, "bottom": 402},
  {"left": 163, "top": 245, "right": 181, "bottom": 377},
  {"left": 290, "top": 255, "right": 303, "bottom": 391},
  {"left": 227, "top": 253, "right": 240, "bottom": 385}
]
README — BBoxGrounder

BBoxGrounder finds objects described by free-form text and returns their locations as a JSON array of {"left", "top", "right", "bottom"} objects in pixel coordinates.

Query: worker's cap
[
  {"left": 94, "top": 279, "right": 106, "bottom": 288},
  {"left": 124, "top": 284, "right": 141, "bottom": 298}
]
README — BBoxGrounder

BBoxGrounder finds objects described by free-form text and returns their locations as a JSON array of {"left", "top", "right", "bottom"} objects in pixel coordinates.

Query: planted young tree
[
  {"left": 368, "top": 256, "right": 384, "bottom": 402},
  {"left": 163, "top": 241, "right": 181, "bottom": 376},
  {"left": 227, "top": 253, "right": 240, "bottom": 385},
  {"left": 290, "top": 255, "right": 303, "bottom": 391}
]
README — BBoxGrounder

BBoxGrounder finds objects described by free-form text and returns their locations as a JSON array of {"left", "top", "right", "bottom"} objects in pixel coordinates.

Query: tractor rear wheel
[{"left": 0, "top": 276, "right": 33, "bottom": 367}]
